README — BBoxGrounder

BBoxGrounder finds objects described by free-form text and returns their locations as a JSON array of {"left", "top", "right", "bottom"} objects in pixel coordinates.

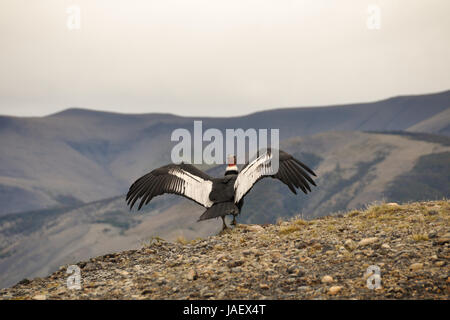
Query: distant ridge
[
  {"left": 40, "top": 89, "right": 450, "bottom": 119},
  {"left": 47, "top": 107, "right": 180, "bottom": 119}
]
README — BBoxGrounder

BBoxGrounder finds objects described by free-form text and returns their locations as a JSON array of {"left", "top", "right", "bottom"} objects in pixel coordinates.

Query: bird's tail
[{"left": 198, "top": 202, "right": 239, "bottom": 221}]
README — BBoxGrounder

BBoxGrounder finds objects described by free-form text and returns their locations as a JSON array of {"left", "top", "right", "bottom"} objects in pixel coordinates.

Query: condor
[{"left": 126, "top": 149, "right": 317, "bottom": 230}]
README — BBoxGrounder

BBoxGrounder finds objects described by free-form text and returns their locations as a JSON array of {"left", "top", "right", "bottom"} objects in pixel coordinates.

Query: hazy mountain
[
  {"left": 1, "top": 130, "right": 449, "bottom": 288},
  {"left": 407, "top": 108, "right": 450, "bottom": 136},
  {"left": 0, "top": 90, "right": 449, "bottom": 215}
]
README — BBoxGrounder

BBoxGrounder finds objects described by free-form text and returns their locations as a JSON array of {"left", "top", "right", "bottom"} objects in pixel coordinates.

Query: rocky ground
[{"left": 0, "top": 201, "right": 449, "bottom": 300}]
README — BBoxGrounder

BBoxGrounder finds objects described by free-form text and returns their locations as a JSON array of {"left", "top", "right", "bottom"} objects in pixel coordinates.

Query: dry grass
[
  {"left": 292, "top": 219, "right": 307, "bottom": 226},
  {"left": 279, "top": 224, "right": 302, "bottom": 235},
  {"left": 326, "top": 225, "right": 337, "bottom": 232},
  {"left": 348, "top": 210, "right": 361, "bottom": 217},
  {"left": 277, "top": 216, "right": 309, "bottom": 235},
  {"left": 276, "top": 217, "right": 284, "bottom": 226},
  {"left": 365, "top": 203, "right": 402, "bottom": 219},
  {"left": 175, "top": 236, "right": 189, "bottom": 245}
]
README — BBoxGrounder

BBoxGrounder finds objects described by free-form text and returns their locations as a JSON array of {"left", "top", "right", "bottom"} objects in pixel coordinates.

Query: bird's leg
[
  {"left": 231, "top": 215, "right": 237, "bottom": 226},
  {"left": 221, "top": 216, "right": 228, "bottom": 231}
]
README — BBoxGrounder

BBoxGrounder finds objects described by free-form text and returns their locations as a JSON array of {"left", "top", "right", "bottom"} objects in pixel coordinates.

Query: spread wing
[
  {"left": 234, "top": 149, "right": 317, "bottom": 204},
  {"left": 126, "top": 163, "right": 214, "bottom": 210}
]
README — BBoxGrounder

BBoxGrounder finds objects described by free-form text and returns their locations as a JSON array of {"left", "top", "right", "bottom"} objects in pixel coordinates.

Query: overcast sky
[{"left": 0, "top": 0, "right": 449, "bottom": 117}]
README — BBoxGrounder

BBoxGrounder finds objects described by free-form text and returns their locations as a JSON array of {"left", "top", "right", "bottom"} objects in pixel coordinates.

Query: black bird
[{"left": 126, "top": 149, "right": 317, "bottom": 230}]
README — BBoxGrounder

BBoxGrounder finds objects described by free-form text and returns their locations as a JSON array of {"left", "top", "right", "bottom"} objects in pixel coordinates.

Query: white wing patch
[
  {"left": 234, "top": 152, "right": 273, "bottom": 203},
  {"left": 168, "top": 168, "right": 214, "bottom": 208}
]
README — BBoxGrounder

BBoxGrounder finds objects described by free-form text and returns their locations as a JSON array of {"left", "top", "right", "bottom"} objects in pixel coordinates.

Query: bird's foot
[
  {"left": 219, "top": 216, "right": 230, "bottom": 233},
  {"left": 219, "top": 225, "right": 231, "bottom": 236}
]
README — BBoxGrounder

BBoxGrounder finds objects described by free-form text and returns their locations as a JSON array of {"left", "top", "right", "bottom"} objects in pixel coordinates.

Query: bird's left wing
[
  {"left": 126, "top": 163, "right": 214, "bottom": 210},
  {"left": 234, "top": 149, "right": 317, "bottom": 204}
]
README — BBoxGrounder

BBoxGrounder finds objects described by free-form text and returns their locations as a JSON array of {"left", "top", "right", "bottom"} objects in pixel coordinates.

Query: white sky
[{"left": 0, "top": 0, "right": 449, "bottom": 117}]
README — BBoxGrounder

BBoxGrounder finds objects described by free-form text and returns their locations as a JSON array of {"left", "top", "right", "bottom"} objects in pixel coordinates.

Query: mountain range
[
  {"left": 0, "top": 90, "right": 449, "bottom": 216},
  {"left": 0, "top": 90, "right": 449, "bottom": 288}
]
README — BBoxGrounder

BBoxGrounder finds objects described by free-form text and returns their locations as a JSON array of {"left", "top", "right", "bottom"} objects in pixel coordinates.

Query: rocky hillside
[{"left": 1, "top": 201, "right": 448, "bottom": 300}]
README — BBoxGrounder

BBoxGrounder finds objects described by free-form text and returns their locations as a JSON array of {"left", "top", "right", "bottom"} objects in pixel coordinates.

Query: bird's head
[{"left": 225, "top": 154, "right": 239, "bottom": 176}]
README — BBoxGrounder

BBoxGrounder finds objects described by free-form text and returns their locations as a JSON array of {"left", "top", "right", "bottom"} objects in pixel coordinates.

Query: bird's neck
[{"left": 225, "top": 164, "right": 238, "bottom": 176}]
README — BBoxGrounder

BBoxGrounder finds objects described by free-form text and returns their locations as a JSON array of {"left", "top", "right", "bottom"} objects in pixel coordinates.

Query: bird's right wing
[{"left": 126, "top": 163, "right": 214, "bottom": 210}]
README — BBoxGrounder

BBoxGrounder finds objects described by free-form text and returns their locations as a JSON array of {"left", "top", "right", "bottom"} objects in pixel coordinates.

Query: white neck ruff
[{"left": 226, "top": 165, "right": 238, "bottom": 172}]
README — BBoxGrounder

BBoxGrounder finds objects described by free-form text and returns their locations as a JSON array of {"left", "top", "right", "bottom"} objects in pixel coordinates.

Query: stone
[
  {"left": 358, "top": 237, "right": 379, "bottom": 247},
  {"left": 246, "top": 225, "right": 264, "bottom": 232},
  {"left": 427, "top": 231, "right": 437, "bottom": 239},
  {"left": 321, "top": 275, "right": 333, "bottom": 283},
  {"left": 116, "top": 270, "right": 129, "bottom": 276},
  {"left": 287, "top": 266, "right": 305, "bottom": 277},
  {"left": 328, "top": 286, "right": 342, "bottom": 295},
  {"left": 186, "top": 269, "right": 198, "bottom": 281},
  {"left": 17, "top": 279, "right": 31, "bottom": 285},
  {"left": 434, "top": 233, "right": 450, "bottom": 245},
  {"left": 32, "top": 295, "right": 47, "bottom": 300},
  {"left": 410, "top": 263, "right": 423, "bottom": 271},
  {"left": 344, "top": 239, "right": 356, "bottom": 251},
  {"left": 83, "top": 262, "right": 98, "bottom": 271},
  {"left": 298, "top": 286, "right": 311, "bottom": 291},
  {"left": 227, "top": 260, "right": 244, "bottom": 268}
]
